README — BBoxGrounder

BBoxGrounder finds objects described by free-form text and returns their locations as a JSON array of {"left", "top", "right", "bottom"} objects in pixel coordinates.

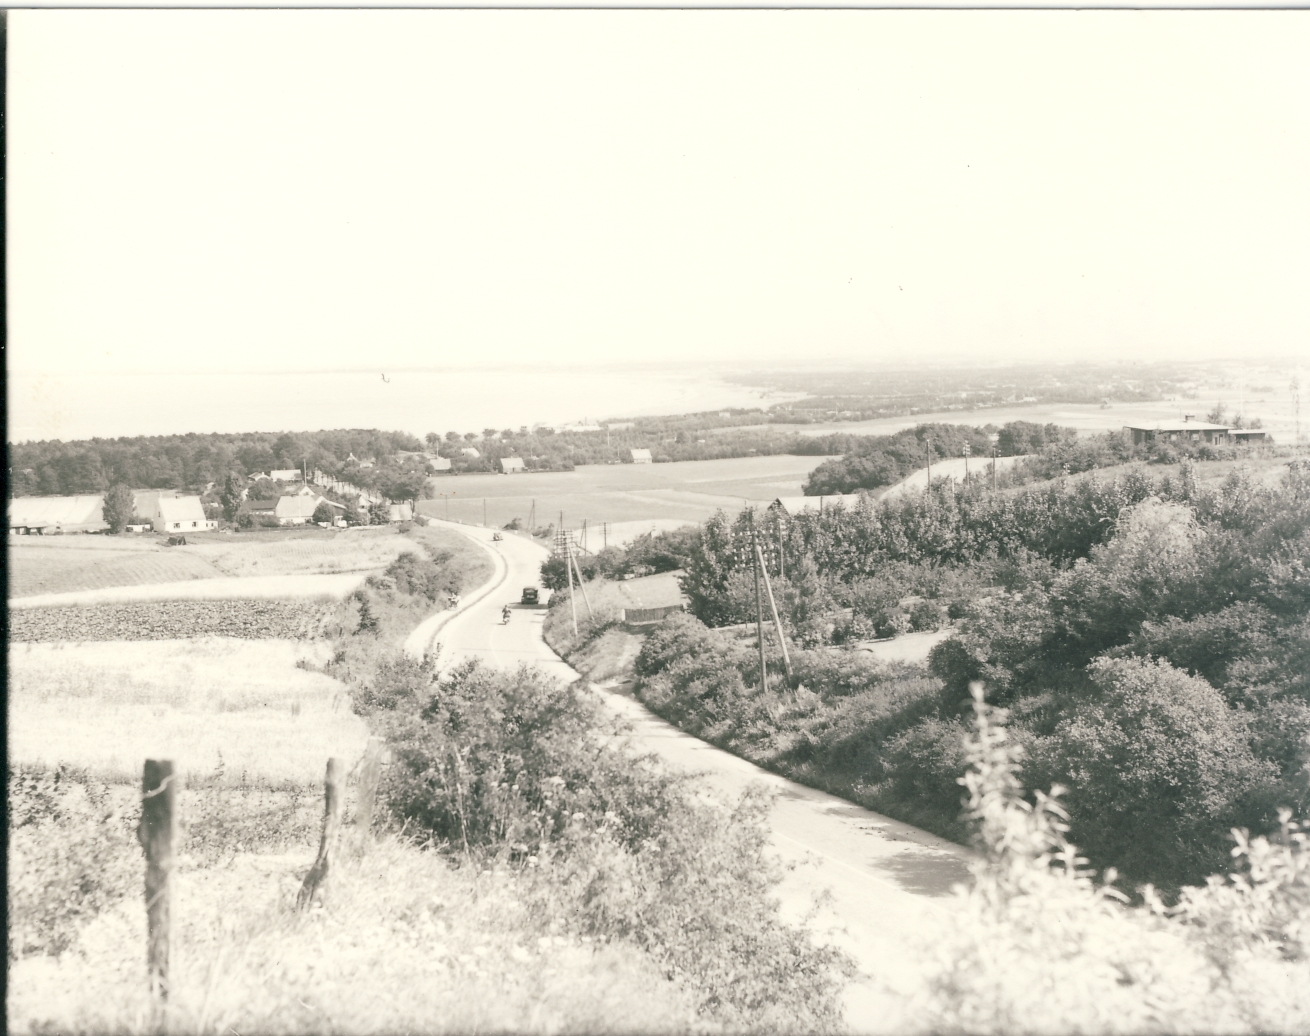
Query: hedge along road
[{"left": 407, "top": 518, "right": 973, "bottom": 1034}]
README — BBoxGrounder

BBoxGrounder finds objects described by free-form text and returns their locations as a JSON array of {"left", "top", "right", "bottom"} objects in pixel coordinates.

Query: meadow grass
[
  {"left": 179, "top": 526, "right": 418, "bottom": 578},
  {"left": 7, "top": 638, "right": 369, "bottom": 784},
  {"left": 8, "top": 824, "right": 703, "bottom": 1036},
  {"left": 8, "top": 541, "right": 223, "bottom": 599}
]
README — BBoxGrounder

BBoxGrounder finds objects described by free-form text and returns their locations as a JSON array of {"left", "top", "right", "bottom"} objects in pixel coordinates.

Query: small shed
[
  {"left": 630, "top": 448, "right": 653, "bottom": 464},
  {"left": 500, "top": 457, "right": 526, "bottom": 474},
  {"left": 427, "top": 456, "right": 452, "bottom": 472},
  {"left": 388, "top": 502, "right": 414, "bottom": 523}
]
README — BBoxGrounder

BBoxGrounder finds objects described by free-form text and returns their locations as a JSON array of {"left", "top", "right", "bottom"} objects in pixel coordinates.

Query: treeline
[
  {"left": 643, "top": 459, "right": 1310, "bottom": 892},
  {"left": 8, "top": 429, "right": 425, "bottom": 497},
  {"left": 802, "top": 420, "right": 1075, "bottom": 495}
]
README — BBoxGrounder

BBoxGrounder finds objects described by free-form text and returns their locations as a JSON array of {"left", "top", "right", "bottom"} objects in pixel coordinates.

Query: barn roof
[{"left": 8, "top": 495, "right": 107, "bottom": 530}]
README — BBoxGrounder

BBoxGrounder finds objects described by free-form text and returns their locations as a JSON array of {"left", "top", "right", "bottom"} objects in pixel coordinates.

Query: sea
[{"left": 7, "top": 366, "right": 799, "bottom": 444}]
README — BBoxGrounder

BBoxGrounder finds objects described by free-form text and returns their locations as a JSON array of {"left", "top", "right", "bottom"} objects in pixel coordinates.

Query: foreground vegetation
[
  {"left": 607, "top": 453, "right": 1310, "bottom": 898},
  {"left": 8, "top": 536, "right": 853, "bottom": 1034}
]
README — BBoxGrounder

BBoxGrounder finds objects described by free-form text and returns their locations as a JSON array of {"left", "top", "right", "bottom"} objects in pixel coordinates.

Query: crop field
[
  {"left": 417, "top": 453, "right": 828, "bottom": 530},
  {"left": 9, "top": 597, "right": 343, "bottom": 642},
  {"left": 8, "top": 538, "right": 223, "bottom": 599},
  {"left": 178, "top": 526, "right": 418, "bottom": 578},
  {"left": 7, "top": 638, "right": 368, "bottom": 784}
]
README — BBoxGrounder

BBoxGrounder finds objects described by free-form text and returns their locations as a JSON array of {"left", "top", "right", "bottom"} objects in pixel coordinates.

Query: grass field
[
  {"left": 7, "top": 638, "right": 368, "bottom": 784},
  {"left": 178, "top": 526, "right": 418, "bottom": 578},
  {"left": 8, "top": 539, "right": 223, "bottom": 599},
  {"left": 6, "top": 632, "right": 700, "bottom": 1036},
  {"left": 417, "top": 453, "right": 829, "bottom": 531}
]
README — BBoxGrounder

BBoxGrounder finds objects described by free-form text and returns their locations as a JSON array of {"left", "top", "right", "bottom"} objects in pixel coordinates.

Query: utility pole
[
  {"left": 926, "top": 436, "right": 932, "bottom": 492},
  {"left": 568, "top": 536, "right": 593, "bottom": 617},
  {"left": 529, "top": 499, "right": 536, "bottom": 531},
  {"left": 754, "top": 532, "right": 792, "bottom": 684},
  {"left": 748, "top": 512, "right": 768, "bottom": 696},
  {"left": 483, "top": 499, "right": 487, "bottom": 527},
  {"left": 565, "top": 528, "right": 578, "bottom": 637}
]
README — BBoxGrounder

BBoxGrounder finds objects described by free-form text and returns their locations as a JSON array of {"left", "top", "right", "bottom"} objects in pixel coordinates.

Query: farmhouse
[
  {"left": 274, "top": 495, "right": 344, "bottom": 525},
  {"left": 1124, "top": 421, "right": 1231, "bottom": 446},
  {"left": 8, "top": 495, "right": 109, "bottom": 535},
  {"left": 630, "top": 448, "right": 653, "bottom": 464},
  {"left": 499, "top": 456, "right": 526, "bottom": 474},
  {"left": 134, "top": 492, "right": 218, "bottom": 533}
]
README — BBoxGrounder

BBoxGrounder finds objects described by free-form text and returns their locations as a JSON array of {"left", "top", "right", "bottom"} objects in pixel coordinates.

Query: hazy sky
[{"left": 8, "top": 10, "right": 1310, "bottom": 378}]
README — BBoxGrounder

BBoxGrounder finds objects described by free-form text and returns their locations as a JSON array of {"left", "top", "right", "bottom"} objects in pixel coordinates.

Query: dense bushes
[
  {"left": 652, "top": 461, "right": 1310, "bottom": 890},
  {"left": 803, "top": 420, "right": 1073, "bottom": 495},
  {"left": 7, "top": 766, "right": 139, "bottom": 960},
  {"left": 911, "top": 686, "right": 1310, "bottom": 1034},
  {"left": 540, "top": 526, "right": 699, "bottom": 590},
  {"left": 342, "top": 653, "right": 850, "bottom": 1030}
]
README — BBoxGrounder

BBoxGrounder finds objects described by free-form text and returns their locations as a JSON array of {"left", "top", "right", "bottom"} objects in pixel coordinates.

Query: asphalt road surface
[{"left": 406, "top": 519, "right": 973, "bottom": 1033}]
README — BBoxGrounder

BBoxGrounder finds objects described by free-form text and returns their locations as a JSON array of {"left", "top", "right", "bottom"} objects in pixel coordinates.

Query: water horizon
[{"left": 7, "top": 367, "right": 800, "bottom": 444}]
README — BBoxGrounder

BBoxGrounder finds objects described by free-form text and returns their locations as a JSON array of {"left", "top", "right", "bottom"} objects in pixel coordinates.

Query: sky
[{"left": 7, "top": 9, "right": 1310, "bottom": 382}]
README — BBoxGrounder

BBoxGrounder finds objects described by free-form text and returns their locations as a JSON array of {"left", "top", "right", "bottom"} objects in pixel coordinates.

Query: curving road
[{"left": 407, "top": 518, "right": 972, "bottom": 1033}]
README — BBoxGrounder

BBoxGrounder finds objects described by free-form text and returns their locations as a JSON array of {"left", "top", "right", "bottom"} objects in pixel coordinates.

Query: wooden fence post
[
  {"left": 354, "top": 738, "right": 384, "bottom": 850},
  {"left": 138, "top": 759, "right": 177, "bottom": 1004},
  {"left": 298, "top": 758, "right": 343, "bottom": 910}
]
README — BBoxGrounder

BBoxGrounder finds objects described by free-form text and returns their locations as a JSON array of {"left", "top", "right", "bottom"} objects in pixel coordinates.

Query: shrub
[
  {"left": 8, "top": 765, "right": 139, "bottom": 959},
  {"left": 878, "top": 717, "right": 971, "bottom": 840},
  {"left": 364, "top": 658, "right": 852, "bottom": 1031},
  {"left": 912, "top": 684, "right": 1310, "bottom": 1035},
  {"left": 1030, "top": 656, "right": 1278, "bottom": 888}
]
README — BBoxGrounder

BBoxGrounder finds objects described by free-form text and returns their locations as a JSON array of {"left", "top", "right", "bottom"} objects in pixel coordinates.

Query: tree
[
  {"left": 102, "top": 483, "right": 136, "bottom": 533},
  {"left": 312, "top": 501, "right": 336, "bottom": 525},
  {"left": 218, "top": 473, "right": 244, "bottom": 523},
  {"left": 1206, "top": 401, "right": 1228, "bottom": 425},
  {"left": 369, "top": 500, "right": 391, "bottom": 525},
  {"left": 1031, "top": 656, "right": 1277, "bottom": 886},
  {"left": 425, "top": 432, "right": 441, "bottom": 448}
]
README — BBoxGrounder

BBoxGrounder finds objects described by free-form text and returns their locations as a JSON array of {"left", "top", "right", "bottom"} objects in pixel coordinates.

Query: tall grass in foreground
[
  {"left": 904, "top": 684, "right": 1310, "bottom": 1034},
  {"left": 7, "top": 638, "right": 368, "bottom": 784}
]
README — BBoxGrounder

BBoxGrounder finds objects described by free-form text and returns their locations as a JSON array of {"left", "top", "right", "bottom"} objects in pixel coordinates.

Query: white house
[
  {"left": 270, "top": 469, "right": 302, "bottom": 482},
  {"left": 499, "top": 457, "right": 526, "bottom": 474},
  {"left": 630, "top": 448, "right": 653, "bottom": 464},
  {"left": 388, "top": 502, "right": 414, "bottom": 523},
  {"left": 427, "top": 455, "right": 452, "bottom": 472},
  {"left": 135, "top": 492, "right": 217, "bottom": 534},
  {"left": 461, "top": 447, "right": 481, "bottom": 459}
]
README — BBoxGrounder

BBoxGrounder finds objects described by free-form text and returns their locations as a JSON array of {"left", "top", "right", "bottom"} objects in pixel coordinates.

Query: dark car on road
[{"left": 521, "top": 587, "right": 540, "bottom": 605}]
